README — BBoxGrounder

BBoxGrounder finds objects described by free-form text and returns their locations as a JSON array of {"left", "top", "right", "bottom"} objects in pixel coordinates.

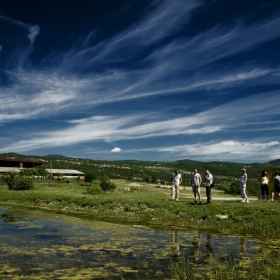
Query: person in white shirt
[
  {"left": 204, "top": 170, "right": 213, "bottom": 204},
  {"left": 191, "top": 168, "right": 202, "bottom": 204},
  {"left": 171, "top": 170, "right": 182, "bottom": 201},
  {"left": 240, "top": 168, "right": 249, "bottom": 203}
]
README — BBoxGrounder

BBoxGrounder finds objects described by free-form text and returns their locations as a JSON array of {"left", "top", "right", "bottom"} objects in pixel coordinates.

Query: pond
[{"left": 0, "top": 206, "right": 277, "bottom": 279}]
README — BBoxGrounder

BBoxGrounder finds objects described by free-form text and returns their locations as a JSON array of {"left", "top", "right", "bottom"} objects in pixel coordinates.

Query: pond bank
[
  {"left": 1, "top": 205, "right": 280, "bottom": 280},
  {"left": 0, "top": 180, "right": 279, "bottom": 238}
]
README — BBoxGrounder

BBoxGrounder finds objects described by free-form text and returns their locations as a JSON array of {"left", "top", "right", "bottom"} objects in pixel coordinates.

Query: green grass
[
  {"left": 169, "top": 256, "right": 280, "bottom": 280},
  {"left": 0, "top": 179, "right": 280, "bottom": 238}
]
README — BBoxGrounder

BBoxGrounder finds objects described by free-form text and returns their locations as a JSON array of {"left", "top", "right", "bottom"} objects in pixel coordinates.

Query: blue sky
[{"left": 0, "top": 0, "right": 280, "bottom": 163}]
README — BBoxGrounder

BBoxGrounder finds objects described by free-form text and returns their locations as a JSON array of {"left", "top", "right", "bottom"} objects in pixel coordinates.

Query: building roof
[
  {"left": 45, "top": 169, "right": 84, "bottom": 175},
  {"left": 0, "top": 158, "right": 42, "bottom": 164}
]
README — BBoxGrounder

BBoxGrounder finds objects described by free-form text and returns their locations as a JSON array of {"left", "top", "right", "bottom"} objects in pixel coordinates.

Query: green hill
[{"left": 0, "top": 152, "right": 277, "bottom": 184}]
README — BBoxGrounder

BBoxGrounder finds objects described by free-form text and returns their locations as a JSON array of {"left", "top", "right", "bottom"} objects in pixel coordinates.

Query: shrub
[
  {"left": 13, "top": 177, "right": 34, "bottom": 190},
  {"left": 100, "top": 180, "right": 117, "bottom": 191},
  {"left": 86, "top": 185, "right": 102, "bottom": 195},
  {"left": 226, "top": 182, "right": 240, "bottom": 195},
  {"left": 98, "top": 175, "right": 110, "bottom": 182},
  {"left": 4, "top": 172, "right": 34, "bottom": 190},
  {"left": 246, "top": 184, "right": 259, "bottom": 196},
  {"left": 0, "top": 176, "right": 6, "bottom": 186}
]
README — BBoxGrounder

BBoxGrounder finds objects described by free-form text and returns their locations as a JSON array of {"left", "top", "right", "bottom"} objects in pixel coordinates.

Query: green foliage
[
  {"left": 98, "top": 175, "right": 110, "bottom": 182},
  {"left": 226, "top": 181, "right": 259, "bottom": 196},
  {"left": 84, "top": 171, "right": 96, "bottom": 185},
  {"left": 1, "top": 152, "right": 278, "bottom": 187},
  {"left": 100, "top": 179, "right": 117, "bottom": 191},
  {"left": 4, "top": 172, "right": 16, "bottom": 189},
  {"left": 14, "top": 177, "right": 34, "bottom": 190},
  {"left": 34, "top": 165, "right": 48, "bottom": 178},
  {"left": 151, "top": 175, "right": 158, "bottom": 183},
  {"left": 0, "top": 176, "right": 6, "bottom": 186},
  {"left": 18, "top": 166, "right": 48, "bottom": 178},
  {"left": 19, "top": 168, "right": 34, "bottom": 177},
  {"left": 144, "top": 175, "right": 151, "bottom": 183},
  {"left": 169, "top": 256, "right": 280, "bottom": 280},
  {"left": 86, "top": 184, "right": 102, "bottom": 195},
  {"left": 226, "top": 182, "right": 240, "bottom": 195},
  {"left": 4, "top": 172, "right": 34, "bottom": 190},
  {"left": 1, "top": 179, "right": 280, "bottom": 238}
]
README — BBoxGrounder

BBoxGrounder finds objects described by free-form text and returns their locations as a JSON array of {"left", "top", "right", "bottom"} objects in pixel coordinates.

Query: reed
[{"left": 169, "top": 256, "right": 280, "bottom": 280}]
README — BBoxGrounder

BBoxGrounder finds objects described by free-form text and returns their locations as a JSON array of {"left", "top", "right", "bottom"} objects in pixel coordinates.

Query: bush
[
  {"left": 226, "top": 182, "right": 240, "bottom": 195},
  {"left": 100, "top": 180, "right": 117, "bottom": 191},
  {"left": 98, "top": 175, "right": 110, "bottom": 182},
  {"left": 246, "top": 184, "right": 259, "bottom": 196},
  {"left": 13, "top": 177, "right": 34, "bottom": 190},
  {"left": 86, "top": 185, "right": 102, "bottom": 195},
  {"left": 4, "top": 172, "right": 34, "bottom": 190},
  {"left": 0, "top": 176, "right": 6, "bottom": 186}
]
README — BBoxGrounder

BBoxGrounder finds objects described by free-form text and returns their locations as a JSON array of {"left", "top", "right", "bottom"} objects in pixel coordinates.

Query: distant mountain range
[
  {"left": 266, "top": 159, "right": 280, "bottom": 165},
  {"left": 0, "top": 152, "right": 279, "bottom": 182}
]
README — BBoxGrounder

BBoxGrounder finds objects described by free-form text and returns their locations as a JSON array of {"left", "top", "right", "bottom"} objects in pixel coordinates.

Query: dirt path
[{"left": 128, "top": 183, "right": 259, "bottom": 201}]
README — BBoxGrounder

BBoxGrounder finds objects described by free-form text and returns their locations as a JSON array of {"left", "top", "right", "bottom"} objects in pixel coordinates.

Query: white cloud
[
  {"left": 1, "top": 90, "right": 280, "bottom": 154},
  {"left": 1, "top": 1, "right": 280, "bottom": 163},
  {"left": 111, "top": 147, "right": 121, "bottom": 153},
  {"left": 117, "top": 140, "right": 280, "bottom": 162}
]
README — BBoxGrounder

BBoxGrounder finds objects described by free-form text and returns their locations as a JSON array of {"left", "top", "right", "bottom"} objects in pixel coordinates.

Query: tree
[
  {"left": 100, "top": 178, "right": 116, "bottom": 191},
  {"left": 34, "top": 165, "right": 48, "bottom": 178},
  {"left": 144, "top": 175, "right": 151, "bottom": 183},
  {"left": 19, "top": 168, "right": 33, "bottom": 177},
  {"left": 84, "top": 171, "right": 97, "bottom": 185},
  {"left": 151, "top": 175, "right": 158, "bottom": 184},
  {"left": 4, "top": 172, "right": 34, "bottom": 190}
]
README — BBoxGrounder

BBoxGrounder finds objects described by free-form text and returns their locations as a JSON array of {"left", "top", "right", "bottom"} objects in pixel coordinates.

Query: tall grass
[{"left": 169, "top": 256, "right": 280, "bottom": 280}]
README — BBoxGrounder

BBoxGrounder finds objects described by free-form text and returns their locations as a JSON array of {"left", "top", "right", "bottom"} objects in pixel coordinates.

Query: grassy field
[
  {"left": 0, "top": 179, "right": 279, "bottom": 239},
  {"left": 1, "top": 179, "right": 280, "bottom": 280}
]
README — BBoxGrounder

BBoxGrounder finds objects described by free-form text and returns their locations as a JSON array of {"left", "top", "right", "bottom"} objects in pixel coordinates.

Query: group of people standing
[
  {"left": 171, "top": 168, "right": 214, "bottom": 204},
  {"left": 171, "top": 168, "right": 280, "bottom": 204},
  {"left": 259, "top": 170, "right": 280, "bottom": 201}
]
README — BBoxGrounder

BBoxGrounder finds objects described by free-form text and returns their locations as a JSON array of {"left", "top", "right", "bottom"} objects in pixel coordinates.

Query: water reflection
[
  {"left": 205, "top": 233, "right": 213, "bottom": 259},
  {"left": 170, "top": 231, "right": 180, "bottom": 260},
  {"left": 0, "top": 206, "right": 271, "bottom": 280},
  {"left": 240, "top": 237, "right": 247, "bottom": 254},
  {"left": 0, "top": 211, "right": 16, "bottom": 223}
]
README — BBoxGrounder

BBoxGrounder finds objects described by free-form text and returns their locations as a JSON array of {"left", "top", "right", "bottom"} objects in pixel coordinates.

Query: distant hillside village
[{"left": 0, "top": 158, "right": 84, "bottom": 180}]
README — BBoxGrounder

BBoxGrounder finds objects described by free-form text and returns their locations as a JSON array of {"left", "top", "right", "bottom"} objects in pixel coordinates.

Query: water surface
[{"left": 0, "top": 206, "right": 269, "bottom": 279}]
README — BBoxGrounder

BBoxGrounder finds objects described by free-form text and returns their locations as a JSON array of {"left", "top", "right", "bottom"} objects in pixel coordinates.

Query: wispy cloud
[
  {"left": 1, "top": 1, "right": 280, "bottom": 120},
  {"left": 135, "top": 140, "right": 280, "bottom": 162},
  {"left": 1, "top": 89, "right": 279, "bottom": 155},
  {"left": 0, "top": 14, "right": 40, "bottom": 69},
  {"left": 0, "top": 15, "right": 40, "bottom": 44},
  {"left": 76, "top": 140, "right": 280, "bottom": 162},
  {"left": 1, "top": 1, "right": 280, "bottom": 162}
]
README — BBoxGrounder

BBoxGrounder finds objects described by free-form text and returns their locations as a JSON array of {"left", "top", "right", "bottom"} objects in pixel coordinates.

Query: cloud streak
[
  {"left": 1, "top": 90, "right": 279, "bottom": 159},
  {"left": 0, "top": 0, "right": 280, "bottom": 162}
]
